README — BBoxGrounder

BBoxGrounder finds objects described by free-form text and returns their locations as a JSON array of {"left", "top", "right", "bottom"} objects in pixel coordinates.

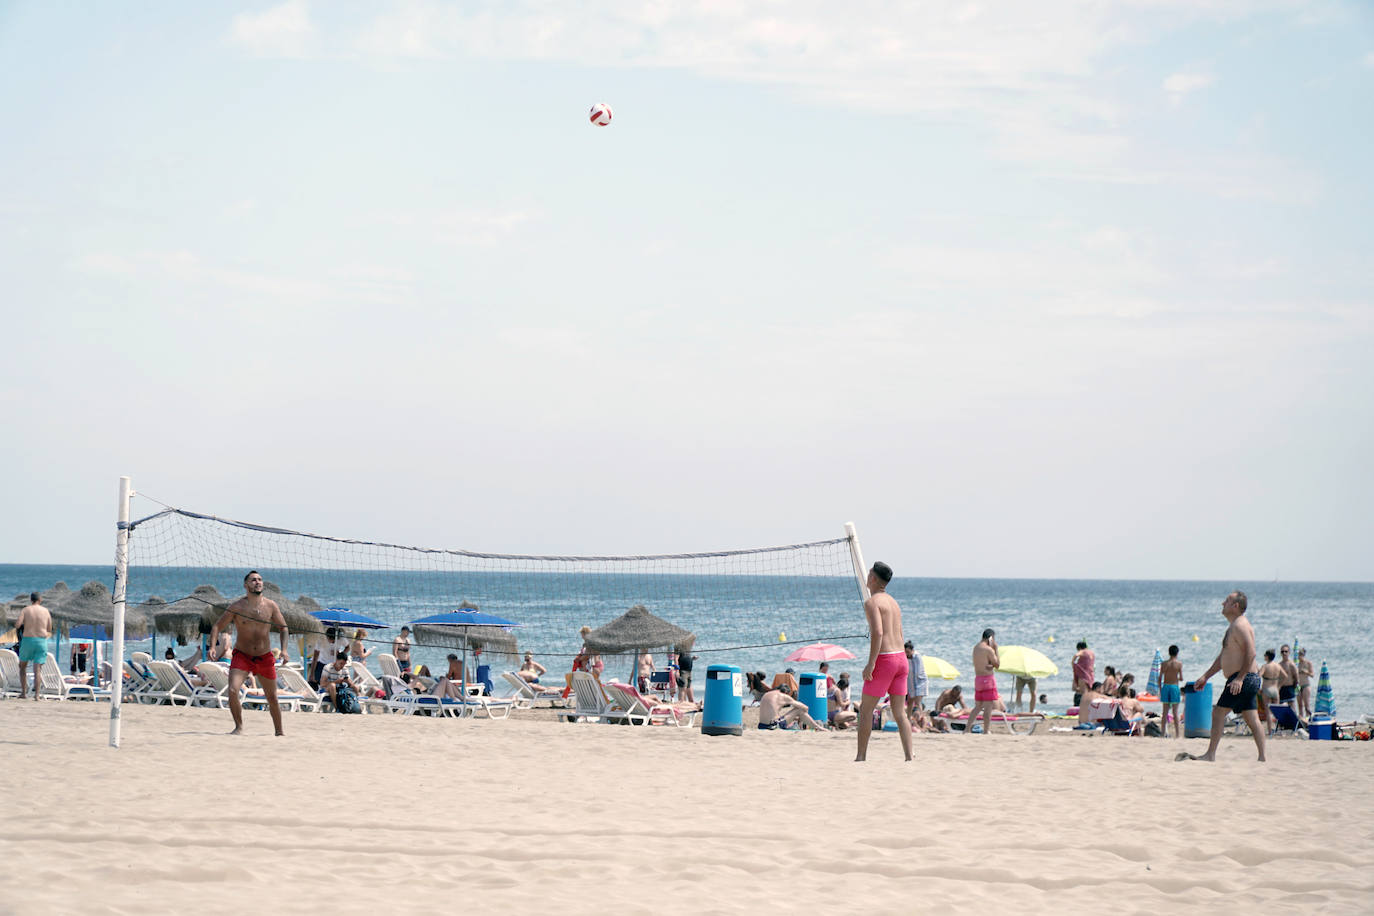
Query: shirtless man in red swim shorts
[
  {"left": 966, "top": 628, "right": 1001, "bottom": 736},
  {"left": 209, "top": 570, "right": 291, "bottom": 736},
  {"left": 855, "top": 561, "right": 912, "bottom": 762}
]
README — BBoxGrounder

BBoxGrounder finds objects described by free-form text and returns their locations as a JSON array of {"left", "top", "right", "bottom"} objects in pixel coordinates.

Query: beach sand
[{"left": 2, "top": 701, "right": 1372, "bottom": 915}]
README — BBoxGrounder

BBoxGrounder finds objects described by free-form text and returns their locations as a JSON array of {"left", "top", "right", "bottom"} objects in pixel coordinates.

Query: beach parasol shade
[
  {"left": 310, "top": 608, "right": 388, "bottom": 630},
  {"left": 7, "top": 582, "right": 74, "bottom": 626},
  {"left": 994, "top": 646, "right": 1058, "bottom": 679},
  {"left": 920, "top": 655, "right": 960, "bottom": 680},
  {"left": 1315, "top": 661, "right": 1335, "bottom": 717},
  {"left": 138, "top": 586, "right": 231, "bottom": 641},
  {"left": 47, "top": 581, "right": 149, "bottom": 638},
  {"left": 784, "top": 642, "right": 857, "bottom": 663},
  {"left": 407, "top": 607, "right": 523, "bottom": 695},
  {"left": 583, "top": 605, "right": 695, "bottom": 655},
  {"left": 259, "top": 583, "right": 327, "bottom": 636},
  {"left": 1146, "top": 649, "right": 1163, "bottom": 696}
]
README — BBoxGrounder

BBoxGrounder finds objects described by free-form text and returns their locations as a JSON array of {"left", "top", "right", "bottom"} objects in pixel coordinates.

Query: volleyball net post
[{"left": 110, "top": 475, "right": 132, "bottom": 749}]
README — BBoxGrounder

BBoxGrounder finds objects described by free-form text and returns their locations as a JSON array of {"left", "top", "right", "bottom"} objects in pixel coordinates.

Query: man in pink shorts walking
[
  {"left": 967, "top": 628, "right": 1001, "bottom": 735},
  {"left": 855, "top": 561, "right": 912, "bottom": 762}
]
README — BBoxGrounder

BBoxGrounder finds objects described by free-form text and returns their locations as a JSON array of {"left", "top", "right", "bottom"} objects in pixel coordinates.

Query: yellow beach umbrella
[
  {"left": 920, "top": 655, "right": 960, "bottom": 680},
  {"left": 996, "top": 645, "right": 1059, "bottom": 679}
]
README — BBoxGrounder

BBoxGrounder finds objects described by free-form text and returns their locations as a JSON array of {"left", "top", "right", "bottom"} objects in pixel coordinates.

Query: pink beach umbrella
[{"left": 784, "top": 642, "right": 858, "bottom": 663}]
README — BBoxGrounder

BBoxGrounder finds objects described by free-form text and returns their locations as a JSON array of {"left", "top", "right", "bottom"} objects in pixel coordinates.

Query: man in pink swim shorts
[
  {"left": 855, "top": 561, "right": 913, "bottom": 762},
  {"left": 966, "top": 628, "right": 1001, "bottom": 735}
]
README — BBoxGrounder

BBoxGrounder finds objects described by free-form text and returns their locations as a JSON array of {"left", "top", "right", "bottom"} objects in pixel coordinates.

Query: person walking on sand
[
  {"left": 1072, "top": 640, "right": 1094, "bottom": 706},
  {"left": 15, "top": 592, "right": 52, "bottom": 700},
  {"left": 1179, "top": 591, "right": 1265, "bottom": 763},
  {"left": 1160, "top": 645, "right": 1184, "bottom": 738},
  {"left": 855, "top": 561, "right": 912, "bottom": 762},
  {"left": 966, "top": 629, "right": 1000, "bottom": 735},
  {"left": 208, "top": 571, "right": 292, "bottom": 737}
]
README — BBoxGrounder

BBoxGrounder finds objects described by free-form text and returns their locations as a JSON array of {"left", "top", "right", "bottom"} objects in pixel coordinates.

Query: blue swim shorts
[
  {"left": 18, "top": 635, "right": 50, "bottom": 664},
  {"left": 1159, "top": 683, "right": 1181, "bottom": 704}
]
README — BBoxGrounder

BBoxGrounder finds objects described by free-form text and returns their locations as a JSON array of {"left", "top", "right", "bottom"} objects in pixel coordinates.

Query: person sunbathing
[
  {"left": 430, "top": 655, "right": 470, "bottom": 699},
  {"left": 518, "top": 652, "right": 548, "bottom": 684},
  {"left": 1077, "top": 682, "right": 1115, "bottom": 725},
  {"left": 757, "top": 685, "right": 827, "bottom": 730}
]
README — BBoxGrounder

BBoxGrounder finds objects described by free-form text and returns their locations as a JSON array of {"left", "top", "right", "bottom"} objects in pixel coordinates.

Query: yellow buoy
[
  {"left": 1192, "top": 634, "right": 1200, "bottom": 642},
  {"left": 1047, "top": 635, "right": 1055, "bottom": 644},
  {"left": 779, "top": 631, "right": 787, "bottom": 642}
]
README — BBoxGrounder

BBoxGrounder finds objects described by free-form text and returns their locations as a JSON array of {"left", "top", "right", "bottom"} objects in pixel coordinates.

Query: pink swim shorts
[
  {"left": 974, "top": 674, "right": 999, "bottom": 702},
  {"left": 863, "top": 651, "right": 909, "bottom": 699}
]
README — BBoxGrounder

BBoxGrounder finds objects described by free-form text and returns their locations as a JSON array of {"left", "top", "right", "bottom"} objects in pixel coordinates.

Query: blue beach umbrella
[
  {"left": 407, "top": 609, "right": 522, "bottom": 700},
  {"left": 1146, "top": 649, "right": 1162, "bottom": 697},
  {"left": 309, "top": 608, "right": 389, "bottom": 630},
  {"left": 1315, "top": 660, "right": 1335, "bottom": 717}
]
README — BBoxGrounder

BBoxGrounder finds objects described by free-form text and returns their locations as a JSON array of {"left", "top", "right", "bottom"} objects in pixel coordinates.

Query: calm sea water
[{"left": 4, "top": 564, "right": 1370, "bottom": 716}]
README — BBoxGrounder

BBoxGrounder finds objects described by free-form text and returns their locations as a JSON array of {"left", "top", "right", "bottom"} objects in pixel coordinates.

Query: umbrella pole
[{"left": 461, "top": 635, "right": 468, "bottom": 717}]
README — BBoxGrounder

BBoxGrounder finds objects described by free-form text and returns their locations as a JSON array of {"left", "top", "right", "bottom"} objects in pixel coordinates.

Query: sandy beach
[{"left": 2, "top": 700, "right": 1372, "bottom": 915}]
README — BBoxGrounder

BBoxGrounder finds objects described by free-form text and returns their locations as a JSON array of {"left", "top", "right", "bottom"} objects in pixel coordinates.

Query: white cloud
[
  {"left": 1163, "top": 69, "right": 1216, "bottom": 104},
  {"left": 230, "top": 0, "right": 314, "bottom": 58}
]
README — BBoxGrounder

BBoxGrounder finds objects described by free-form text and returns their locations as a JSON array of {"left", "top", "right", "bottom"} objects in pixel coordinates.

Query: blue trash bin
[
  {"left": 702, "top": 664, "right": 743, "bottom": 736},
  {"left": 797, "top": 672, "right": 828, "bottom": 724},
  {"left": 1183, "top": 681, "right": 1214, "bottom": 738}
]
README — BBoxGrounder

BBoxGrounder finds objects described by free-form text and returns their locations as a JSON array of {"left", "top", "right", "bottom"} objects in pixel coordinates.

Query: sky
[{"left": 1, "top": 1, "right": 1371, "bottom": 580}]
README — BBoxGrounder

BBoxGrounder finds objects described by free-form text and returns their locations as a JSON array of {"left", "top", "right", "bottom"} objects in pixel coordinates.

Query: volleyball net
[{"left": 121, "top": 490, "right": 871, "bottom": 671}]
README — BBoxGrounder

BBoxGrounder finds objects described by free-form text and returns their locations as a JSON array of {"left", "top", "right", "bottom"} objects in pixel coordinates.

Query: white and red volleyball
[{"left": 589, "top": 103, "right": 613, "bottom": 126}]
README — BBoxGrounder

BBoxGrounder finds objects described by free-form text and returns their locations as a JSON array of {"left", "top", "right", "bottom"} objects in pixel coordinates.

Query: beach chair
[
  {"left": 277, "top": 666, "right": 325, "bottom": 713},
  {"left": 605, "top": 681, "right": 697, "bottom": 727},
  {"left": 1101, "top": 709, "right": 1144, "bottom": 736},
  {"left": 40, "top": 654, "right": 109, "bottom": 701},
  {"left": 142, "top": 660, "right": 203, "bottom": 706},
  {"left": 500, "top": 671, "right": 567, "bottom": 709},
  {"left": 559, "top": 671, "right": 630, "bottom": 724},
  {"left": 378, "top": 653, "right": 402, "bottom": 680},
  {"left": 200, "top": 662, "right": 304, "bottom": 712},
  {"left": 1268, "top": 703, "right": 1305, "bottom": 737},
  {"left": 0, "top": 648, "right": 22, "bottom": 698}
]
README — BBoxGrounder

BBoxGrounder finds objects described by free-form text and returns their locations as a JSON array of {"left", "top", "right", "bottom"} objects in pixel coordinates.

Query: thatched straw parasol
[
  {"left": 6, "top": 582, "right": 74, "bottom": 626},
  {"left": 583, "top": 604, "right": 695, "bottom": 655},
  {"left": 47, "top": 581, "right": 150, "bottom": 639},
  {"left": 137, "top": 586, "right": 231, "bottom": 642},
  {"left": 260, "top": 582, "right": 326, "bottom": 636}
]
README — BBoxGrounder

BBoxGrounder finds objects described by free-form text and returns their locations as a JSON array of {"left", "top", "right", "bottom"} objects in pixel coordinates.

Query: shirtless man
[
  {"left": 15, "top": 592, "right": 52, "bottom": 700},
  {"left": 392, "top": 626, "right": 412, "bottom": 673},
  {"left": 1160, "top": 645, "right": 1184, "bottom": 738},
  {"left": 757, "top": 684, "right": 827, "bottom": 730},
  {"left": 966, "top": 628, "right": 1000, "bottom": 736},
  {"left": 1296, "top": 648, "right": 1315, "bottom": 718},
  {"left": 855, "top": 561, "right": 911, "bottom": 762},
  {"left": 1277, "top": 645, "right": 1299, "bottom": 706},
  {"left": 1180, "top": 591, "right": 1265, "bottom": 763},
  {"left": 208, "top": 571, "right": 291, "bottom": 736}
]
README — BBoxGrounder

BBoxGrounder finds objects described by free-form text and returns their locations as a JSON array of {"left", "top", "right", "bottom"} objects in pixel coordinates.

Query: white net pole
[
  {"left": 845, "top": 521, "right": 871, "bottom": 603},
  {"left": 109, "top": 476, "right": 131, "bottom": 749}
]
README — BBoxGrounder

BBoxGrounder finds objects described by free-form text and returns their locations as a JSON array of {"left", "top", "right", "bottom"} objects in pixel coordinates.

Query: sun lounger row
[{"left": 558, "top": 672, "right": 697, "bottom": 727}]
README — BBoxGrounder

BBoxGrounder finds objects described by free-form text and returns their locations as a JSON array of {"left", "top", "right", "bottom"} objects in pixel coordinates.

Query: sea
[{"left": 4, "top": 564, "right": 1370, "bottom": 718}]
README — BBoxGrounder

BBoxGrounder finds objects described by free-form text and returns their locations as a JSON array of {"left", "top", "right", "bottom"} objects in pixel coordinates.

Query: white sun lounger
[
  {"left": 40, "top": 654, "right": 109, "bottom": 701},
  {"left": 500, "top": 670, "right": 567, "bottom": 709},
  {"left": 0, "top": 648, "right": 23, "bottom": 698},
  {"left": 559, "top": 671, "right": 631, "bottom": 724},
  {"left": 605, "top": 681, "right": 697, "bottom": 727}
]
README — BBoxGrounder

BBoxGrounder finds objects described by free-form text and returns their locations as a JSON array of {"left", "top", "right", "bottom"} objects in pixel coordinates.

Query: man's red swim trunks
[{"left": 230, "top": 648, "right": 277, "bottom": 680}]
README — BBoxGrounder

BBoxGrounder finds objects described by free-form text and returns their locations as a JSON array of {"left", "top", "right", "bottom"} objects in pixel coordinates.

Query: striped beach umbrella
[
  {"left": 1146, "top": 649, "right": 1162, "bottom": 696},
  {"left": 1315, "top": 660, "right": 1335, "bottom": 717}
]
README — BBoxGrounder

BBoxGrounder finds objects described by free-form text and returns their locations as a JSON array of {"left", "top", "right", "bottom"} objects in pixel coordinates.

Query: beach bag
[
  {"left": 335, "top": 685, "right": 361, "bottom": 714},
  {"left": 1144, "top": 719, "right": 1163, "bottom": 737}
]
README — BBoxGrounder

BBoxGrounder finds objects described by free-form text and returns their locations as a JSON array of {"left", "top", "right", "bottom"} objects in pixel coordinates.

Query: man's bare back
[
  {"left": 16, "top": 602, "right": 52, "bottom": 638},
  {"left": 866, "top": 592, "right": 904, "bottom": 654},
  {"left": 1161, "top": 656, "right": 1183, "bottom": 685}
]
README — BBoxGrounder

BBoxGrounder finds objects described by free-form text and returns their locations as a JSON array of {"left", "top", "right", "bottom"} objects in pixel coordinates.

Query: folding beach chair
[
  {"left": 40, "top": 654, "right": 109, "bottom": 701},
  {"left": 500, "top": 670, "right": 567, "bottom": 709},
  {"left": 1268, "top": 703, "right": 1305, "bottom": 737},
  {"left": 559, "top": 671, "right": 630, "bottom": 724},
  {"left": 605, "top": 681, "right": 697, "bottom": 727},
  {"left": 0, "top": 648, "right": 23, "bottom": 698}
]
